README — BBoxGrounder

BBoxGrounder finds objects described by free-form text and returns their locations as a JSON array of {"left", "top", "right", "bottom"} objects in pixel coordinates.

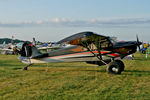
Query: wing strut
[{"left": 81, "top": 39, "right": 108, "bottom": 65}]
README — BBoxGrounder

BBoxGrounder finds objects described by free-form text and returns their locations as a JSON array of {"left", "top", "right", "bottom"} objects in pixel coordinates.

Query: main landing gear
[
  {"left": 106, "top": 60, "right": 124, "bottom": 74},
  {"left": 86, "top": 59, "right": 125, "bottom": 74}
]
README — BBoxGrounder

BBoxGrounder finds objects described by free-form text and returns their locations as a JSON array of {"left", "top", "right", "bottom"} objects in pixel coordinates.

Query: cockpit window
[{"left": 86, "top": 38, "right": 113, "bottom": 50}]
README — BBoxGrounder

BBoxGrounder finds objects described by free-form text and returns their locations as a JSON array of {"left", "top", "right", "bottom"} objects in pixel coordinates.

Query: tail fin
[
  {"left": 20, "top": 42, "right": 48, "bottom": 58},
  {"left": 31, "top": 46, "right": 48, "bottom": 58},
  {"left": 20, "top": 42, "right": 41, "bottom": 57}
]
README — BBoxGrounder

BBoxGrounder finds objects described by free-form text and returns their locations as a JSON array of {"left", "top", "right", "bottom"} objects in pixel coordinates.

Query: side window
[
  {"left": 88, "top": 43, "right": 97, "bottom": 50},
  {"left": 100, "top": 39, "right": 112, "bottom": 49}
]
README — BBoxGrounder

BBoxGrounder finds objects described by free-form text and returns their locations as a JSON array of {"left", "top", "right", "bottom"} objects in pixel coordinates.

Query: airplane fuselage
[{"left": 18, "top": 41, "right": 138, "bottom": 64}]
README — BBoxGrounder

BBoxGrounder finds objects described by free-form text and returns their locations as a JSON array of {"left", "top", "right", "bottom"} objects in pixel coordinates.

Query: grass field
[{"left": 0, "top": 53, "right": 150, "bottom": 100}]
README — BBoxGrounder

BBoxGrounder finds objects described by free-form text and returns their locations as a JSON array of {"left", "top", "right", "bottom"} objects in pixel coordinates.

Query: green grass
[{"left": 0, "top": 53, "right": 150, "bottom": 100}]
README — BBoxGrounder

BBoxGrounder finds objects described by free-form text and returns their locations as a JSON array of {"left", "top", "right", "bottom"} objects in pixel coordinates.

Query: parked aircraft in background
[
  {"left": 0, "top": 36, "right": 17, "bottom": 55},
  {"left": 0, "top": 36, "right": 22, "bottom": 55}
]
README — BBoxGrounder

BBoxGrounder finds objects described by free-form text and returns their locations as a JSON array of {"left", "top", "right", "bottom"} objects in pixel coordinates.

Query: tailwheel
[
  {"left": 23, "top": 66, "right": 28, "bottom": 70},
  {"left": 106, "top": 60, "right": 124, "bottom": 74}
]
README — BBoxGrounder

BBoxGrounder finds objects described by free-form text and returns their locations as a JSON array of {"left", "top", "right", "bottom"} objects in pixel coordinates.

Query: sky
[{"left": 0, "top": 0, "right": 150, "bottom": 42}]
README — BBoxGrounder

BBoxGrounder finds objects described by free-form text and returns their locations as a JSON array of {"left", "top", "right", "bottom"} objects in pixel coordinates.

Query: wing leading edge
[{"left": 57, "top": 31, "right": 110, "bottom": 45}]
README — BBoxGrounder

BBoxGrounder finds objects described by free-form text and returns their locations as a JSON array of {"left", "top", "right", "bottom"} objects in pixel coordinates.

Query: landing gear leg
[{"left": 23, "top": 64, "right": 32, "bottom": 70}]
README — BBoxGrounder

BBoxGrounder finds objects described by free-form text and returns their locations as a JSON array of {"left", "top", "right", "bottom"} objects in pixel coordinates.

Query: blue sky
[{"left": 0, "top": 0, "right": 150, "bottom": 42}]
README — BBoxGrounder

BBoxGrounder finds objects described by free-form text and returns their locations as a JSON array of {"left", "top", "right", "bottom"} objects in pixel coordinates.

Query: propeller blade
[
  {"left": 136, "top": 35, "right": 143, "bottom": 60},
  {"left": 136, "top": 35, "right": 142, "bottom": 51},
  {"left": 136, "top": 35, "right": 139, "bottom": 43}
]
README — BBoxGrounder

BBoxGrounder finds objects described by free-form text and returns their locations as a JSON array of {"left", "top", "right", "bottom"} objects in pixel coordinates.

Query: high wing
[
  {"left": 19, "top": 31, "right": 114, "bottom": 60},
  {"left": 57, "top": 31, "right": 111, "bottom": 47}
]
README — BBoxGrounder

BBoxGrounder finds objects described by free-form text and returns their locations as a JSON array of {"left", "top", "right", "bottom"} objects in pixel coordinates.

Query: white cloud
[
  {"left": 0, "top": 17, "right": 150, "bottom": 28},
  {"left": 88, "top": 18, "right": 150, "bottom": 25},
  {"left": 52, "top": 18, "right": 60, "bottom": 23},
  {"left": 36, "top": 20, "right": 43, "bottom": 24}
]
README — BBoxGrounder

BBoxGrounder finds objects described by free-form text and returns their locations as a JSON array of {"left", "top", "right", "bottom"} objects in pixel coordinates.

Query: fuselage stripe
[{"left": 41, "top": 51, "right": 120, "bottom": 59}]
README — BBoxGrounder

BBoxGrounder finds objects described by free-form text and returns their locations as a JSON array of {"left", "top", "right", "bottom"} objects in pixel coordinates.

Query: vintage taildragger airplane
[{"left": 18, "top": 31, "right": 142, "bottom": 74}]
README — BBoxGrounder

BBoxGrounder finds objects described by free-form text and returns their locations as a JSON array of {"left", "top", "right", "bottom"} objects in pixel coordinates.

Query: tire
[
  {"left": 114, "top": 60, "right": 125, "bottom": 71},
  {"left": 23, "top": 66, "right": 28, "bottom": 70},
  {"left": 106, "top": 61, "right": 124, "bottom": 74}
]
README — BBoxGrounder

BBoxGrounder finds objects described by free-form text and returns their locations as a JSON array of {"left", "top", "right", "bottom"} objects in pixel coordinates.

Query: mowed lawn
[{"left": 0, "top": 53, "right": 150, "bottom": 100}]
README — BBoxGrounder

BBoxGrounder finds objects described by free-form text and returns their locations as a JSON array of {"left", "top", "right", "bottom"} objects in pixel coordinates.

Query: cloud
[
  {"left": 89, "top": 18, "right": 150, "bottom": 25},
  {"left": 0, "top": 17, "right": 150, "bottom": 28}
]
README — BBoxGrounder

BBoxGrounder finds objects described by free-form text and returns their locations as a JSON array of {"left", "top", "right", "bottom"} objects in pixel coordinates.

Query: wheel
[
  {"left": 23, "top": 66, "right": 28, "bottom": 70},
  {"left": 106, "top": 61, "right": 124, "bottom": 74},
  {"left": 114, "top": 60, "right": 125, "bottom": 71}
]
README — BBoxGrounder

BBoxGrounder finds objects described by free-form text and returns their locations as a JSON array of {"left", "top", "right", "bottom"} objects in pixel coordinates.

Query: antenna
[
  {"left": 33, "top": 37, "right": 36, "bottom": 46},
  {"left": 11, "top": 35, "right": 14, "bottom": 45}
]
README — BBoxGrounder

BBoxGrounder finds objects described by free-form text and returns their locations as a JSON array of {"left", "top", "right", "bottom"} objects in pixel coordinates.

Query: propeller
[
  {"left": 136, "top": 35, "right": 143, "bottom": 60},
  {"left": 136, "top": 35, "right": 141, "bottom": 51}
]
